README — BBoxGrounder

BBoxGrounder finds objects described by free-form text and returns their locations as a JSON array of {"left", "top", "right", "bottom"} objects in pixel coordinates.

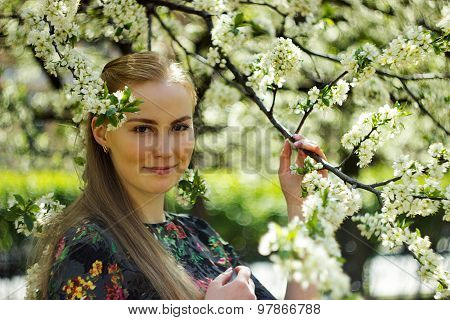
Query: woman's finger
[
  {"left": 293, "top": 140, "right": 328, "bottom": 161},
  {"left": 295, "top": 148, "right": 306, "bottom": 167},
  {"left": 278, "top": 139, "right": 292, "bottom": 174},
  {"left": 248, "top": 278, "right": 255, "bottom": 292},
  {"left": 214, "top": 267, "right": 234, "bottom": 286}
]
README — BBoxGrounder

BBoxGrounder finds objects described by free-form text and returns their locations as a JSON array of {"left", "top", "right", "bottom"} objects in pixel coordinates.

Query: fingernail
[
  {"left": 294, "top": 141, "right": 303, "bottom": 147},
  {"left": 226, "top": 267, "right": 232, "bottom": 272},
  {"left": 293, "top": 134, "right": 299, "bottom": 139}
]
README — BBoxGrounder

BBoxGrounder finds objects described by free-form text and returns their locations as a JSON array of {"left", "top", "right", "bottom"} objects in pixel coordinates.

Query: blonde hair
[{"left": 28, "top": 51, "right": 203, "bottom": 299}]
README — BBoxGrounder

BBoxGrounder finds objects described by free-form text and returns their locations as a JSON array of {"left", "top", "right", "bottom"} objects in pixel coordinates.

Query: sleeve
[
  {"left": 46, "top": 221, "right": 131, "bottom": 300},
  {"left": 194, "top": 216, "right": 278, "bottom": 300}
]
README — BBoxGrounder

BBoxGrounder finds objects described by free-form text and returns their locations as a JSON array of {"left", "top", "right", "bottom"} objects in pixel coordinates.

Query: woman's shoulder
[
  {"left": 52, "top": 217, "right": 120, "bottom": 267},
  {"left": 61, "top": 217, "right": 111, "bottom": 242},
  {"left": 48, "top": 218, "right": 131, "bottom": 299}
]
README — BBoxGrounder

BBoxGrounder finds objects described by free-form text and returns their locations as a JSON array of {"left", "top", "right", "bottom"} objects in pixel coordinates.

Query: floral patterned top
[{"left": 46, "top": 211, "right": 277, "bottom": 300}]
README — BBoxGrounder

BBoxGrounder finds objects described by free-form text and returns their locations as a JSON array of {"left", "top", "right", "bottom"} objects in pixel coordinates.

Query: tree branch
[{"left": 399, "top": 79, "right": 449, "bottom": 135}]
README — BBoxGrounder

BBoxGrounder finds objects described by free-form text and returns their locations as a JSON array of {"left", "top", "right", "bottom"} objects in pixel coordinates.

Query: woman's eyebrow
[{"left": 126, "top": 116, "right": 192, "bottom": 125}]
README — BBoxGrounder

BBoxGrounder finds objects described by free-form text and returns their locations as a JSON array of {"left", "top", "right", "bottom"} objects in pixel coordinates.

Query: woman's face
[{"left": 92, "top": 80, "right": 195, "bottom": 196}]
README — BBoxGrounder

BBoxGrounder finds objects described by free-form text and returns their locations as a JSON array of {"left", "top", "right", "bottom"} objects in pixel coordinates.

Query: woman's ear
[{"left": 91, "top": 116, "right": 109, "bottom": 148}]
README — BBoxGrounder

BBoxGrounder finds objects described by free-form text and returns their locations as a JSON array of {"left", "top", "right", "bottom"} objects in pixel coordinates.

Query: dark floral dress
[{"left": 46, "top": 211, "right": 277, "bottom": 300}]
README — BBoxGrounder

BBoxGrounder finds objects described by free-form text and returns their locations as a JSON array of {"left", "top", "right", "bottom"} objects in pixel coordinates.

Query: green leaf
[
  {"left": 178, "top": 180, "right": 191, "bottom": 190},
  {"left": 103, "top": 82, "right": 109, "bottom": 96},
  {"left": 234, "top": 12, "right": 244, "bottom": 26},
  {"left": 106, "top": 107, "right": 117, "bottom": 117},
  {"left": 0, "top": 220, "right": 13, "bottom": 251},
  {"left": 121, "top": 106, "right": 140, "bottom": 113},
  {"left": 23, "top": 214, "right": 34, "bottom": 232},
  {"left": 107, "top": 115, "right": 118, "bottom": 127},
  {"left": 323, "top": 18, "right": 335, "bottom": 26},
  {"left": 124, "top": 22, "right": 132, "bottom": 30},
  {"left": 115, "top": 27, "right": 123, "bottom": 36},
  {"left": 74, "top": 156, "right": 86, "bottom": 166},
  {"left": 94, "top": 114, "right": 106, "bottom": 127},
  {"left": 58, "top": 246, "right": 69, "bottom": 261},
  {"left": 122, "top": 100, "right": 144, "bottom": 112},
  {"left": 3, "top": 208, "right": 20, "bottom": 222},
  {"left": 14, "top": 194, "right": 25, "bottom": 206},
  {"left": 249, "top": 21, "right": 267, "bottom": 36},
  {"left": 336, "top": 256, "right": 347, "bottom": 264},
  {"left": 29, "top": 204, "right": 40, "bottom": 214},
  {"left": 109, "top": 94, "right": 119, "bottom": 105},
  {"left": 121, "top": 87, "right": 131, "bottom": 104}
]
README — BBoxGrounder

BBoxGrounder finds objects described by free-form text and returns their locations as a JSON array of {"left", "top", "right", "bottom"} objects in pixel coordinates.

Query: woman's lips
[{"left": 142, "top": 164, "right": 178, "bottom": 175}]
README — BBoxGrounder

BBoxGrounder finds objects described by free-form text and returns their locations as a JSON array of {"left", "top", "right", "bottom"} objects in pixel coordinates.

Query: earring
[{"left": 102, "top": 145, "right": 109, "bottom": 153}]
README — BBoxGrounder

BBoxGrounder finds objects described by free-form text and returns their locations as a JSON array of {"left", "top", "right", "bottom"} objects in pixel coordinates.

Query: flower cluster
[
  {"left": 273, "top": 0, "right": 322, "bottom": 18},
  {"left": 352, "top": 211, "right": 389, "bottom": 240},
  {"left": 6, "top": 192, "right": 65, "bottom": 238},
  {"left": 25, "top": 262, "right": 42, "bottom": 300},
  {"left": 20, "top": 0, "right": 146, "bottom": 170},
  {"left": 340, "top": 43, "right": 379, "bottom": 83},
  {"left": 382, "top": 226, "right": 449, "bottom": 299},
  {"left": 354, "top": 212, "right": 449, "bottom": 299},
  {"left": 97, "top": 0, "right": 148, "bottom": 51},
  {"left": 258, "top": 171, "right": 361, "bottom": 298},
  {"left": 443, "top": 184, "right": 450, "bottom": 222},
  {"left": 290, "top": 155, "right": 323, "bottom": 176},
  {"left": 382, "top": 143, "right": 449, "bottom": 222},
  {"left": 300, "top": 171, "right": 362, "bottom": 235},
  {"left": 191, "top": 0, "right": 237, "bottom": 15},
  {"left": 352, "top": 142, "right": 449, "bottom": 299},
  {"left": 258, "top": 217, "right": 351, "bottom": 299},
  {"left": 176, "top": 169, "right": 209, "bottom": 208},
  {"left": 341, "top": 103, "right": 409, "bottom": 168},
  {"left": 206, "top": 46, "right": 227, "bottom": 68},
  {"left": 290, "top": 79, "right": 350, "bottom": 114},
  {"left": 211, "top": 12, "right": 251, "bottom": 56},
  {"left": 245, "top": 37, "right": 303, "bottom": 94},
  {"left": 22, "top": 0, "right": 145, "bottom": 128},
  {"left": 376, "top": 26, "right": 432, "bottom": 70}
]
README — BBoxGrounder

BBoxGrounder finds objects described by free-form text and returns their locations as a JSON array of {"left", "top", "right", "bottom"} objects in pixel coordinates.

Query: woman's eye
[
  {"left": 172, "top": 123, "right": 190, "bottom": 132},
  {"left": 134, "top": 126, "right": 152, "bottom": 133}
]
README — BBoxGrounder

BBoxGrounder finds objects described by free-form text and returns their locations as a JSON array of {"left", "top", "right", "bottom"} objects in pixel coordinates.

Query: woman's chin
[{"left": 139, "top": 179, "right": 176, "bottom": 194}]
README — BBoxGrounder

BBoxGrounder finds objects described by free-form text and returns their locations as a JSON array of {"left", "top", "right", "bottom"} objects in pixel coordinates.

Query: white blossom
[
  {"left": 330, "top": 79, "right": 350, "bottom": 106},
  {"left": 211, "top": 12, "right": 251, "bottom": 55},
  {"left": 258, "top": 217, "right": 351, "bottom": 298},
  {"left": 437, "top": 5, "right": 450, "bottom": 34},
  {"left": 191, "top": 0, "right": 237, "bottom": 15},
  {"left": 245, "top": 37, "right": 303, "bottom": 94},
  {"left": 341, "top": 104, "right": 406, "bottom": 167},
  {"left": 97, "top": 0, "right": 148, "bottom": 51},
  {"left": 376, "top": 26, "right": 432, "bottom": 70},
  {"left": 206, "top": 46, "right": 227, "bottom": 68},
  {"left": 273, "top": 0, "right": 321, "bottom": 18},
  {"left": 340, "top": 43, "right": 379, "bottom": 83}
]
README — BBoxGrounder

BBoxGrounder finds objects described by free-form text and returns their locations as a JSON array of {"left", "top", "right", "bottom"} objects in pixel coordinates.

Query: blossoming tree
[{"left": 1, "top": 0, "right": 449, "bottom": 299}]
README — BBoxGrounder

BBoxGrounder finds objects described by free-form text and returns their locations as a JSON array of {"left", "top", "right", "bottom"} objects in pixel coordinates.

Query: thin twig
[{"left": 399, "top": 79, "right": 449, "bottom": 135}]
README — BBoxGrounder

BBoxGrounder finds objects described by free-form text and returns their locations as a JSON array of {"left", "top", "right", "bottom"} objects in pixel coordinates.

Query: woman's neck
[{"left": 128, "top": 188, "right": 167, "bottom": 224}]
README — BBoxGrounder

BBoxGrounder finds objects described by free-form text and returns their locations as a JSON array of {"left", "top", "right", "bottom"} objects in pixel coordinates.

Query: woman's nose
[{"left": 151, "top": 132, "right": 174, "bottom": 158}]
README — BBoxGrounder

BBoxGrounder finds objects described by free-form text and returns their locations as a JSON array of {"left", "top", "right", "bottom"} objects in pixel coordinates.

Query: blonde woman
[{"left": 29, "top": 51, "right": 326, "bottom": 300}]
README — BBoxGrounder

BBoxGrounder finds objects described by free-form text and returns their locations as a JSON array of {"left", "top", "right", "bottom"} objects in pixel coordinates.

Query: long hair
[{"left": 27, "top": 51, "right": 203, "bottom": 300}]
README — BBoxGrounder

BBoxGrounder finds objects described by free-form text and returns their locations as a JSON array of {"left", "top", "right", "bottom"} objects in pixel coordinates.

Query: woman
[{"left": 28, "top": 51, "right": 328, "bottom": 300}]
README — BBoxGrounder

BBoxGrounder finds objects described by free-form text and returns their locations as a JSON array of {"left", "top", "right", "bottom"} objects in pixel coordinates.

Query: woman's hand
[
  {"left": 278, "top": 134, "right": 328, "bottom": 221},
  {"left": 204, "top": 266, "right": 256, "bottom": 300}
]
